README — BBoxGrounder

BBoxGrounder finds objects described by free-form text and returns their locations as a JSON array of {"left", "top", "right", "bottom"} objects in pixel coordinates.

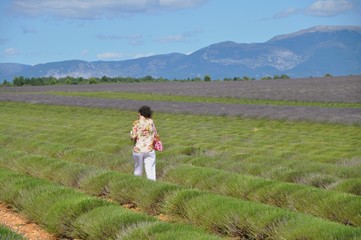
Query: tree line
[{"left": 1, "top": 74, "right": 294, "bottom": 87}]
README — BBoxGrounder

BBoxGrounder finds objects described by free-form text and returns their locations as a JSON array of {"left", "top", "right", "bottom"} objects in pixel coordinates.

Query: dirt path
[
  {"left": 0, "top": 202, "right": 57, "bottom": 240},
  {"left": 118, "top": 201, "right": 172, "bottom": 222},
  {"left": 0, "top": 200, "right": 171, "bottom": 240}
]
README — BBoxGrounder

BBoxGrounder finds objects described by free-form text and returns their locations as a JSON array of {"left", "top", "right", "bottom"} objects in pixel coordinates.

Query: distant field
[
  {"left": 0, "top": 76, "right": 360, "bottom": 124},
  {"left": 0, "top": 76, "right": 360, "bottom": 239},
  {"left": 1, "top": 75, "right": 360, "bottom": 103}
]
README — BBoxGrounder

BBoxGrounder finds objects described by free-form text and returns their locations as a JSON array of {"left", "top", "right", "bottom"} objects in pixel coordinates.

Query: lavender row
[
  {"left": 1, "top": 76, "right": 360, "bottom": 103},
  {"left": 1, "top": 93, "right": 360, "bottom": 125}
]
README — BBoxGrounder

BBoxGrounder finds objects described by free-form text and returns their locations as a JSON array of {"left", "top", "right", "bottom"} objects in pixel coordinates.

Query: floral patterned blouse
[{"left": 130, "top": 116, "right": 155, "bottom": 153}]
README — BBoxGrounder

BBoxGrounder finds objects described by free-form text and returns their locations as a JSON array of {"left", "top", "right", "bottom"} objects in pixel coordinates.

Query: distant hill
[
  {"left": 1, "top": 25, "right": 360, "bottom": 82},
  {"left": 0, "top": 63, "right": 32, "bottom": 81}
]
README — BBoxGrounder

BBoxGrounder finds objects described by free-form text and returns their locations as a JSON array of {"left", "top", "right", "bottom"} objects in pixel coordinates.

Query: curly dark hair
[{"left": 138, "top": 105, "right": 153, "bottom": 118}]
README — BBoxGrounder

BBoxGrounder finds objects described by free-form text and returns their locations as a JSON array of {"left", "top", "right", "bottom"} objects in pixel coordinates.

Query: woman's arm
[{"left": 130, "top": 121, "right": 138, "bottom": 141}]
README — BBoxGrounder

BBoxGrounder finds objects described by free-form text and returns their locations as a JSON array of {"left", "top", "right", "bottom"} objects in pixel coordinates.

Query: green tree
[
  {"left": 88, "top": 78, "right": 98, "bottom": 84},
  {"left": 204, "top": 75, "right": 211, "bottom": 82},
  {"left": 2, "top": 80, "right": 11, "bottom": 86},
  {"left": 13, "top": 76, "right": 25, "bottom": 86},
  {"left": 101, "top": 76, "right": 109, "bottom": 82},
  {"left": 261, "top": 76, "right": 272, "bottom": 80},
  {"left": 49, "top": 78, "right": 57, "bottom": 85},
  {"left": 143, "top": 75, "right": 154, "bottom": 82}
]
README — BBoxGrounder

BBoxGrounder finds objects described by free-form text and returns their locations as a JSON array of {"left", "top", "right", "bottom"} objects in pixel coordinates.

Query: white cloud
[
  {"left": 5, "top": 48, "right": 20, "bottom": 56},
  {"left": 274, "top": 8, "right": 299, "bottom": 19},
  {"left": 96, "top": 52, "right": 122, "bottom": 60},
  {"left": 159, "top": 0, "right": 207, "bottom": 10},
  {"left": 10, "top": 0, "right": 208, "bottom": 19},
  {"left": 96, "top": 51, "right": 154, "bottom": 60},
  {"left": 305, "top": 0, "right": 354, "bottom": 17},
  {"left": 273, "top": 0, "right": 354, "bottom": 20}
]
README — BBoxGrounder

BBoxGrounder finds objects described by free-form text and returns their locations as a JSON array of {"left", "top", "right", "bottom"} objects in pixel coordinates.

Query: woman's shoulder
[{"left": 145, "top": 118, "right": 154, "bottom": 125}]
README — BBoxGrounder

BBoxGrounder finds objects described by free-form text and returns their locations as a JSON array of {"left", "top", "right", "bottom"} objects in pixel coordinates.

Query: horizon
[{"left": 1, "top": 0, "right": 360, "bottom": 65}]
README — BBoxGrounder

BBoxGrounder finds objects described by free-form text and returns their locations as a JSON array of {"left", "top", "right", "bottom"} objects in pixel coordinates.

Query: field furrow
[
  {"left": 0, "top": 168, "right": 222, "bottom": 240},
  {"left": 1, "top": 135, "right": 360, "bottom": 227},
  {"left": 1, "top": 150, "right": 361, "bottom": 240},
  {"left": 1, "top": 102, "right": 361, "bottom": 230},
  {"left": 0, "top": 203, "right": 56, "bottom": 240}
]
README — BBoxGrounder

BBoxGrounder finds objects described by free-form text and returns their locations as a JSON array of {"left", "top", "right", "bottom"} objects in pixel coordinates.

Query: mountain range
[{"left": 1, "top": 25, "right": 360, "bottom": 82}]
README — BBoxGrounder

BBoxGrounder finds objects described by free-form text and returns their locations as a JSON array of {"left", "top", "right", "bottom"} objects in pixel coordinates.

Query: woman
[{"left": 130, "top": 105, "right": 158, "bottom": 181}]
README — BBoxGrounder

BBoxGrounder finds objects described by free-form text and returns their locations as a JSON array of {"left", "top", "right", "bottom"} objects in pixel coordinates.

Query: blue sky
[{"left": 1, "top": 0, "right": 360, "bottom": 65}]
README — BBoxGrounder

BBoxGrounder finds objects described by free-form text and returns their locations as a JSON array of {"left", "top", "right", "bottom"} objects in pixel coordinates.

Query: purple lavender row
[{"left": 1, "top": 93, "right": 360, "bottom": 125}]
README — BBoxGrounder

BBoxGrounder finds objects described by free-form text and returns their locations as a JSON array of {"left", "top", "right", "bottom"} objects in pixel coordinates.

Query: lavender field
[
  {"left": 0, "top": 76, "right": 360, "bottom": 124},
  {"left": 1, "top": 75, "right": 360, "bottom": 102},
  {"left": 1, "top": 76, "right": 361, "bottom": 239}
]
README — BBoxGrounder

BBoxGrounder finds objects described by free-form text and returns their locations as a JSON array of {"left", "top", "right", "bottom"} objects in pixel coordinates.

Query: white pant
[{"left": 132, "top": 150, "right": 156, "bottom": 181}]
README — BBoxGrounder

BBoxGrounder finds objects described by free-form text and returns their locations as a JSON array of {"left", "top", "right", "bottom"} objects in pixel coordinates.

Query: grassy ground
[
  {"left": 1, "top": 101, "right": 360, "bottom": 189},
  {"left": 1, "top": 102, "right": 359, "bottom": 184},
  {"left": 0, "top": 101, "right": 360, "bottom": 239}
]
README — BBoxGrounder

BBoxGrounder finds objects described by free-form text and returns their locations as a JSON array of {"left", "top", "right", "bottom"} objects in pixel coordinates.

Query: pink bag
[
  {"left": 153, "top": 137, "right": 163, "bottom": 151},
  {"left": 153, "top": 123, "right": 163, "bottom": 151}
]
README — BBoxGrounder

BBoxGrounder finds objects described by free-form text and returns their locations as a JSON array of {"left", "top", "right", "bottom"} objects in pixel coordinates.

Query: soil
[
  {"left": 105, "top": 198, "right": 173, "bottom": 222},
  {"left": 0, "top": 202, "right": 57, "bottom": 240},
  {"left": 0, "top": 200, "right": 173, "bottom": 240},
  {"left": 122, "top": 202, "right": 173, "bottom": 222}
]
